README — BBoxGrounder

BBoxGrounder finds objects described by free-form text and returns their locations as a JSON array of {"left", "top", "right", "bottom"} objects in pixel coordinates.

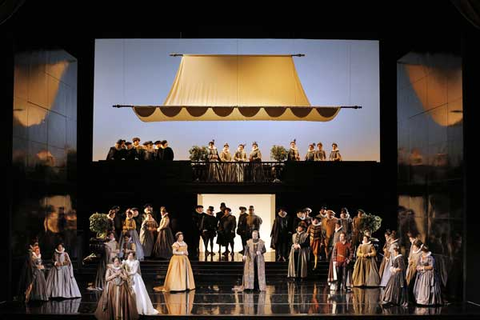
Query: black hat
[
  {"left": 111, "top": 205, "right": 120, "bottom": 210},
  {"left": 249, "top": 205, "right": 254, "bottom": 210},
  {"left": 239, "top": 206, "right": 247, "bottom": 210},
  {"left": 208, "top": 206, "right": 214, "bottom": 211},
  {"left": 195, "top": 205, "right": 204, "bottom": 209},
  {"left": 131, "top": 207, "right": 139, "bottom": 211},
  {"left": 220, "top": 202, "right": 226, "bottom": 208},
  {"left": 125, "top": 141, "right": 132, "bottom": 145},
  {"left": 225, "top": 207, "right": 232, "bottom": 212},
  {"left": 154, "top": 140, "right": 162, "bottom": 145},
  {"left": 144, "top": 203, "right": 152, "bottom": 208},
  {"left": 161, "top": 140, "right": 168, "bottom": 145},
  {"left": 116, "top": 139, "right": 124, "bottom": 144},
  {"left": 132, "top": 137, "right": 140, "bottom": 142}
]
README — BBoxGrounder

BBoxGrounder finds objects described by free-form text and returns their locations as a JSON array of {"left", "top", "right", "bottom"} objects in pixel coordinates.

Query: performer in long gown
[
  {"left": 381, "top": 244, "right": 408, "bottom": 306},
  {"left": 287, "top": 139, "right": 300, "bottom": 161},
  {"left": 307, "top": 216, "right": 323, "bottom": 270},
  {"left": 406, "top": 239, "right": 423, "bottom": 302},
  {"left": 123, "top": 252, "right": 159, "bottom": 315},
  {"left": 233, "top": 144, "right": 247, "bottom": 182},
  {"left": 118, "top": 209, "right": 144, "bottom": 261},
  {"left": 314, "top": 142, "right": 327, "bottom": 161},
  {"left": 288, "top": 222, "right": 310, "bottom": 279},
  {"left": 352, "top": 235, "right": 380, "bottom": 287},
  {"left": 220, "top": 143, "right": 234, "bottom": 182},
  {"left": 329, "top": 142, "right": 342, "bottom": 161},
  {"left": 249, "top": 142, "right": 264, "bottom": 182},
  {"left": 207, "top": 140, "right": 221, "bottom": 182},
  {"left": 330, "top": 232, "right": 354, "bottom": 292},
  {"left": 139, "top": 211, "right": 158, "bottom": 258},
  {"left": 46, "top": 243, "right": 82, "bottom": 299},
  {"left": 242, "top": 230, "right": 267, "bottom": 291},
  {"left": 270, "top": 208, "right": 290, "bottom": 262},
  {"left": 94, "top": 257, "right": 139, "bottom": 320},
  {"left": 380, "top": 231, "right": 399, "bottom": 287},
  {"left": 28, "top": 245, "right": 49, "bottom": 302},
  {"left": 413, "top": 245, "right": 443, "bottom": 306},
  {"left": 200, "top": 206, "right": 218, "bottom": 258},
  {"left": 157, "top": 232, "right": 196, "bottom": 292},
  {"left": 95, "top": 232, "right": 119, "bottom": 291},
  {"left": 153, "top": 207, "right": 174, "bottom": 259}
]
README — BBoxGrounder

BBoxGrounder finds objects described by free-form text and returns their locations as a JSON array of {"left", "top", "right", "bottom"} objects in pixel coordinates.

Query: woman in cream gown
[
  {"left": 123, "top": 252, "right": 158, "bottom": 315},
  {"left": 156, "top": 232, "right": 195, "bottom": 292}
]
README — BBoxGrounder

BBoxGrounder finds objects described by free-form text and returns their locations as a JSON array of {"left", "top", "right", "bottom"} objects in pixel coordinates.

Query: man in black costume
[
  {"left": 186, "top": 205, "right": 204, "bottom": 260},
  {"left": 237, "top": 206, "right": 248, "bottom": 254},
  {"left": 200, "top": 206, "right": 217, "bottom": 259},
  {"left": 161, "top": 140, "right": 174, "bottom": 161},
  {"left": 217, "top": 207, "right": 237, "bottom": 259},
  {"left": 106, "top": 139, "right": 126, "bottom": 160}
]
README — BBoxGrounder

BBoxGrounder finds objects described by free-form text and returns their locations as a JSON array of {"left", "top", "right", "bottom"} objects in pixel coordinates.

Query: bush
[
  {"left": 189, "top": 145, "right": 208, "bottom": 161},
  {"left": 89, "top": 213, "right": 109, "bottom": 239},
  {"left": 270, "top": 145, "right": 288, "bottom": 162}
]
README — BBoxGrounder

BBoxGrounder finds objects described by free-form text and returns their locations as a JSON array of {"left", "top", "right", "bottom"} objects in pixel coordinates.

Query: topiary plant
[
  {"left": 89, "top": 212, "right": 109, "bottom": 239},
  {"left": 270, "top": 145, "right": 288, "bottom": 162}
]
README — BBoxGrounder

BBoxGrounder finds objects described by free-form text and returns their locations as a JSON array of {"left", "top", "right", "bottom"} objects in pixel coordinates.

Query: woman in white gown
[{"left": 124, "top": 252, "right": 159, "bottom": 315}]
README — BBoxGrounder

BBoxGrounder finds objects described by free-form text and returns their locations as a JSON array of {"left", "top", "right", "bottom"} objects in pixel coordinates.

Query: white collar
[
  {"left": 32, "top": 251, "right": 41, "bottom": 259},
  {"left": 112, "top": 265, "right": 121, "bottom": 270},
  {"left": 278, "top": 212, "right": 287, "bottom": 218},
  {"left": 362, "top": 241, "right": 372, "bottom": 245},
  {"left": 55, "top": 248, "right": 65, "bottom": 254},
  {"left": 394, "top": 254, "right": 403, "bottom": 260},
  {"left": 335, "top": 226, "right": 343, "bottom": 232},
  {"left": 390, "top": 238, "right": 399, "bottom": 244},
  {"left": 422, "top": 251, "right": 432, "bottom": 258},
  {"left": 312, "top": 221, "right": 321, "bottom": 227}
]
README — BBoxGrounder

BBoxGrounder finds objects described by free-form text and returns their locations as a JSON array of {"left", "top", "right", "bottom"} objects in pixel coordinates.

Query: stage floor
[{"left": 1, "top": 278, "right": 480, "bottom": 319}]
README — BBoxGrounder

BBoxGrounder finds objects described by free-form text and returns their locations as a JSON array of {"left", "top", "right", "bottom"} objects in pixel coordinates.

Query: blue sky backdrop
[{"left": 93, "top": 39, "right": 379, "bottom": 161}]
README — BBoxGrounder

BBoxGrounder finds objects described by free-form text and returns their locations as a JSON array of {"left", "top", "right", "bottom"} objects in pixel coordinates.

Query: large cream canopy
[{"left": 116, "top": 54, "right": 358, "bottom": 121}]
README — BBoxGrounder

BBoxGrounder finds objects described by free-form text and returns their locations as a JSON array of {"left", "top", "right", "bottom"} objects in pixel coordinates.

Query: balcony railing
[{"left": 191, "top": 161, "right": 285, "bottom": 183}]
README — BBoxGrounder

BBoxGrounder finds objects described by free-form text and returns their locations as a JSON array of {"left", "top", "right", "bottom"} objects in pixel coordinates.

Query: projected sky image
[{"left": 93, "top": 39, "right": 379, "bottom": 161}]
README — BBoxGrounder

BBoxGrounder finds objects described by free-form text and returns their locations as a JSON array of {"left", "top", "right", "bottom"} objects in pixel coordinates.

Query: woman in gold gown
[
  {"left": 155, "top": 232, "right": 195, "bottom": 292},
  {"left": 352, "top": 235, "right": 380, "bottom": 287}
]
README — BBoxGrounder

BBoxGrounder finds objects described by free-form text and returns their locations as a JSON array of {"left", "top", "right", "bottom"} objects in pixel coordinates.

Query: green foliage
[
  {"left": 89, "top": 213, "right": 109, "bottom": 238},
  {"left": 270, "top": 145, "right": 288, "bottom": 162},
  {"left": 358, "top": 213, "right": 382, "bottom": 234},
  {"left": 189, "top": 145, "right": 208, "bottom": 161}
]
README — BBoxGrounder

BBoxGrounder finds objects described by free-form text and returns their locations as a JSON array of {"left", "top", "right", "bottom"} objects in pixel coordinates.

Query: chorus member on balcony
[
  {"left": 200, "top": 206, "right": 217, "bottom": 258},
  {"left": 249, "top": 142, "right": 264, "bottom": 182},
  {"left": 132, "top": 137, "right": 144, "bottom": 160},
  {"left": 352, "top": 235, "right": 380, "bottom": 287},
  {"left": 288, "top": 222, "right": 310, "bottom": 279},
  {"left": 159, "top": 232, "right": 196, "bottom": 292},
  {"left": 28, "top": 244, "right": 49, "bottom": 302},
  {"left": 339, "top": 208, "right": 353, "bottom": 240},
  {"left": 94, "top": 257, "right": 139, "bottom": 320},
  {"left": 161, "top": 140, "right": 174, "bottom": 161},
  {"left": 246, "top": 205, "right": 263, "bottom": 241},
  {"left": 381, "top": 244, "right": 408, "bottom": 306},
  {"left": 329, "top": 142, "right": 342, "bottom": 161},
  {"left": 237, "top": 206, "right": 248, "bottom": 254},
  {"left": 106, "top": 139, "right": 126, "bottom": 161},
  {"left": 154, "top": 140, "right": 163, "bottom": 160},
  {"left": 380, "top": 231, "right": 399, "bottom": 287},
  {"left": 119, "top": 209, "right": 144, "bottom": 261},
  {"left": 271, "top": 208, "right": 290, "bottom": 262},
  {"left": 143, "top": 141, "right": 155, "bottom": 161},
  {"left": 140, "top": 210, "right": 158, "bottom": 258},
  {"left": 217, "top": 207, "right": 237, "bottom": 259},
  {"left": 95, "top": 232, "right": 119, "bottom": 291},
  {"left": 305, "top": 143, "right": 316, "bottom": 161},
  {"left": 242, "top": 230, "right": 267, "bottom": 291},
  {"left": 234, "top": 144, "right": 247, "bottom": 182},
  {"left": 315, "top": 142, "right": 327, "bottom": 161},
  {"left": 46, "top": 243, "right": 81, "bottom": 299},
  {"left": 331, "top": 232, "right": 354, "bottom": 292},
  {"left": 308, "top": 216, "right": 323, "bottom": 270},
  {"left": 124, "top": 141, "right": 135, "bottom": 160},
  {"left": 322, "top": 210, "right": 338, "bottom": 261},
  {"left": 287, "top": 139, "right": 300, "bottom": 161},
  {"left": 124, "top": 252, "right": 159, "bottom": 315},
  {"left": 220, "top": 143, "right": 234, "bottom": 182},
  {"left": 413, "top": 245, "right": 443, "bottom": 306},
  {"left": 207, "top": 140, "right": 221, "bottom": 182},
  {"left": 352, "top": 209, "right": 366, "bottom": 249},
  {"left": 153, "top": 207, "right": 174, "bottom": 259}
]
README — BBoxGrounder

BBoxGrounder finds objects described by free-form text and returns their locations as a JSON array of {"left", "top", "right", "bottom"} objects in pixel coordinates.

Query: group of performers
[
  {"left": 18, "top": 242, "right": 81, "bottom": 303},
  {"left": 106, "top": 138, "right": 174, "bottom": 161}
]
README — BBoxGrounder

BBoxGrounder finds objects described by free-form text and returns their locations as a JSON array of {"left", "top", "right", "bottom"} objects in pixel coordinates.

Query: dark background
[{"left": 1, "top": 0, "right": 478, "bottom": 305}]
